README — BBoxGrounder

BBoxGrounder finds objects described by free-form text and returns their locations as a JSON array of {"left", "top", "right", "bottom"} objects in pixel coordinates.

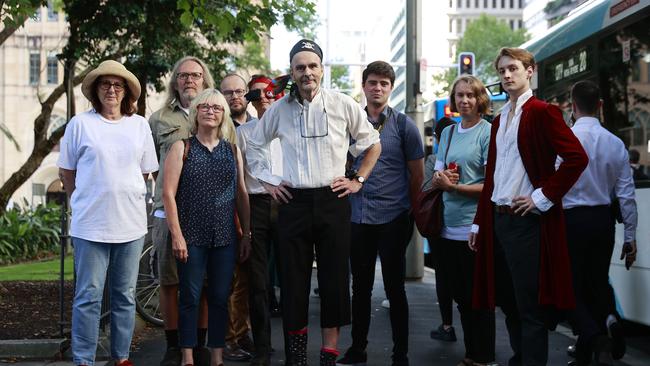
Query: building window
[
  {"left": 484, "top": 0, "right": 488, "bottom": 7},
  {"left": 466, "top": 0, "right": 470, "bottom": 8},
  {"left": 450, "top": 0, "right": 453, "bottom": 8},
  {"left": 493, "top": 0, "right": 497, "bottom": 8},
  {"left": 458, "top": 0, "right": 462, "bottom": 8},
  {"left": 31, "top": 8, "right": 41, "bottom": 22},
  {"left": 502, "top": 0, "right": 506, "bottom": 8},
  {"left": 519, "top": 0, "right": 523, "bottom": 8},
  {"left": 47, "top": 54, "right": 58, "bottom": 84},
  {"left": 510, "top": 19, "right": 515, "bottom": 29},
  {"left": 518, "top": 19, "right": 523, "bottom": 29},
  {"left": 47, "top": 0, "right": 58, "bottom": 22},
  {"left": 29, "top": 52, "right": 40, "bottom": 85},
  {"left": 449, "top": 18, "right": 453, "bottom": 33}
]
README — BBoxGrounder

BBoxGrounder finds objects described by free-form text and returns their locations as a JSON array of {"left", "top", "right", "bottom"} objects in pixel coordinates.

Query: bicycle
[{"left": 135, "top": 227, "right": 163, "bottom": 326}]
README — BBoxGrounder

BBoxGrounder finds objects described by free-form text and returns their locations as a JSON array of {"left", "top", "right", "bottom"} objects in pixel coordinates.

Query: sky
[{"left": 270, "top": 0, "right": 451, "bottom": 95}]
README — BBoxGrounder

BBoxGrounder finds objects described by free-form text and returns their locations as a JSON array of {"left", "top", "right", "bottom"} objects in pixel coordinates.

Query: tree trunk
[
  {"left": 0, "top": 66, "right": 91, "bottom": 215},
  {"left": 137, "top": 76, "right": 147, "bottom": 117}
]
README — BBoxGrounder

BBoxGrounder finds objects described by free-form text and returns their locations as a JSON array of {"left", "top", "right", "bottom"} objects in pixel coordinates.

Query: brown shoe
[{"left": 224, "top": 342, "right": 252, "bottom": 362}]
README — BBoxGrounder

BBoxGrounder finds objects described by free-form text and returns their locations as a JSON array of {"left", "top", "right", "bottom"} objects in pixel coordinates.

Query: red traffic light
[{"left": 458, "top": 52, "right": 475, "bottom": 75}]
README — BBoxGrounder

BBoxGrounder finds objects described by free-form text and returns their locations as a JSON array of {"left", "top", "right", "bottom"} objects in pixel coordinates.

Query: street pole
[{"left": 404, "top": 0, "right": 424, "bottom": 280}]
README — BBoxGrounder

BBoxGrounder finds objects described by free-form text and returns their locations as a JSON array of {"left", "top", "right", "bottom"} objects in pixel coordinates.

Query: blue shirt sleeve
[
  {"left": 479, "top": 122, "right": 491, "bottom": 165},
  {"left": 403, "top": 115, "right": 425, "bottom": 161}
]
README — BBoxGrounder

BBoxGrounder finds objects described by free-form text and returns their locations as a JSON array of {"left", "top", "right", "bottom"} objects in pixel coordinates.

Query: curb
[{"left": 0, "top": 314, "right": 148, "bottom": 361}]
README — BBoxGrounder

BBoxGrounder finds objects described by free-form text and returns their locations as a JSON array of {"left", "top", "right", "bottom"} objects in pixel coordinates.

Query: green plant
[{"left": 0, "top": 199, "right": 62, "bottom": 264}]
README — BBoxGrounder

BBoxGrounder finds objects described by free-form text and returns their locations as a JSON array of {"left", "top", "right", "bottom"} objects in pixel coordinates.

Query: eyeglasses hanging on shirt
[{"left": 299, "top": 93, "right": 329, "bottom": 138}]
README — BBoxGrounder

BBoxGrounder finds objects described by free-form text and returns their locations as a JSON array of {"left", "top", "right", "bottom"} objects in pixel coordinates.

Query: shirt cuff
[
  {"left": 257, "top": 174, "right": 283, "bottom": 187},
  {"left": 471, "top": 224, "right": 479, "bottom": 234},
  {"left": 624, "top": 229, "right": 636, "bottom": 245},
  {"left": 434, "top": 160, "right": 445, "bottom": 172},
  {"left": 531, "top": 188, "right": 554, "bottom": 212}
]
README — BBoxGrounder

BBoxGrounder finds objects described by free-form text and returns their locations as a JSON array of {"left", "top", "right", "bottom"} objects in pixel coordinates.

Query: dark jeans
[
  {"left": 177, "top": 243, "right": 237, "bottom": 348},
  {"left": 349, "top": 211, "right": 412, "bottom": 359},
  {"left": 494, "top": 211, "right": 547, "bottom": 366},
  {"left": 245, "top": 194, "right": 279, "bottom": 357},
  {"left": 438, "top": 237, "right": 495, "bottom": 363},
  {"left": 565, "top": 206, "right": 616, "bottom": 350},
  {"left": 428, "top": 236, "right": 454, "bottom": 326},
  {"left": 278, "top": 187, "right": 351, "bottom": 330}
]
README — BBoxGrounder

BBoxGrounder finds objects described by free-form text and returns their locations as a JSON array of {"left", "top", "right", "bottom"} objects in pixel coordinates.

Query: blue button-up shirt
[{"left": 349, "top": 106, "right": 424, "bottom": 225}]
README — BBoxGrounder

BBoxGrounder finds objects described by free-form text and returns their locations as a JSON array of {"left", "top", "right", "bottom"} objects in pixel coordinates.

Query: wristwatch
[{"left": 354, "top": 175, "right": 365, "bottom": 184}]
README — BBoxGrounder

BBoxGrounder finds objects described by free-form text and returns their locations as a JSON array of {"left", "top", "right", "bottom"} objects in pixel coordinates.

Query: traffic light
[{"left": 458, "top": 52, "right": 475, "bottom": 76}]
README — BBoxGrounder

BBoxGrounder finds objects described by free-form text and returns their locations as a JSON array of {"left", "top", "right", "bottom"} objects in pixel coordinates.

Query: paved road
[{"left": 3, "top": 266, "right": 649, "bottom": 365}]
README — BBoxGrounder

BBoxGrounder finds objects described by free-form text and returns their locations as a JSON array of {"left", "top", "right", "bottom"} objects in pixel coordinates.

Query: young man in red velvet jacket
[{"left": 468, "top": 47, "right": 588, "bottom": 366}]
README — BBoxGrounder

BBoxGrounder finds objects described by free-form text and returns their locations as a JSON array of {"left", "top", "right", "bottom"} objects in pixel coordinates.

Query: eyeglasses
[
  {"left": 299, "top": 94, "right": 328, "bottom": 138},
  {"left": 222, "top": 89, "right": 246, "bottom": 98},
  {"left": 177, "top": 72, "right": 203, "bottom": 81},
  {"left": 197, "top": 104, "right": 225, "bottom": 113},
  {"left": 98, "top": 81, "right": 125, "bottom": 92}
]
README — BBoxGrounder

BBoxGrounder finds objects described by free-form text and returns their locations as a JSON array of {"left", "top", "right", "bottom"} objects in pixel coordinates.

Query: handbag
[{"left": 413, "top": 125, "right": 455, "bottom": 238}]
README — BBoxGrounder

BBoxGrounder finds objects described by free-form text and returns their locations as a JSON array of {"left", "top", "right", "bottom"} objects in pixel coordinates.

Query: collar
[
  {"left": 364, "top": 105, "right": 390, "bottom": 124},
  {"left": 573, "top": 116, "right": 601, "bottom": 128},
  {"left": 503, "top": 88, "right": 533, "bottom": 116}
]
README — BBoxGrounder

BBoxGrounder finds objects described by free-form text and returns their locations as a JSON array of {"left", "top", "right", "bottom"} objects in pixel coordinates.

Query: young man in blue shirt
[{"left": 338, "top": 61, "right": 425, "bottom": 366}]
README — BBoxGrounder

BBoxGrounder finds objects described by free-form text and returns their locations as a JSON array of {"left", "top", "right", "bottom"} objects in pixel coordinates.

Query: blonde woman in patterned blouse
[{"left": 163, "top": 89, "right": 251, "bottom": 366}]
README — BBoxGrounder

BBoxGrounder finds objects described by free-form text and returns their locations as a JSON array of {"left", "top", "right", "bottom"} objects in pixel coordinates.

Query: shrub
[{"left": 0, "top": 200, "right": 62, "bottom": 265}]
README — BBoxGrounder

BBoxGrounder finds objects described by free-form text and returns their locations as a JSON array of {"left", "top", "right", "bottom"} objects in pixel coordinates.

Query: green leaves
[{"left": 0, "top": 201, "right": 62, "bottom": 265}]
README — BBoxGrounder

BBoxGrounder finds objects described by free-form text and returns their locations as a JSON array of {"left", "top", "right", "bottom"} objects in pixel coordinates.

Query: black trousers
[
  {"left": 245, "top": 194, "right": 278, "bottom": 358},
  {"left": 565, "top": 206, "right": 616, "bottom": 355},
  {"left": 278, "top": 187, "right": 351, "bottom": 330},
  {"left": 428, "top": 236, "right": 454, "bottom": 326},
  {"left": 494, "top": 211, "right": 547, "bottom": 366},
  {"left": 349, "top": 211, "right": 412, "bottom": 359},
  {"left": 438, "top": 237, "right": 495, "bottom": 363}
]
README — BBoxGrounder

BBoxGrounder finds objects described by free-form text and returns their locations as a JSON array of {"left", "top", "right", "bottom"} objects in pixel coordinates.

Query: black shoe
[
  {"left": 160, "top": 347, "right": 182, "bottom": 366},
  {"left": 238, "top": 334, "right": 256, "bottom": 355},
  {"left": 608, "top": 320, "right": 626, "bottom": 360},
  {"left": 224, "top": 343, "right": 253, "bottom": 362},
  {"left": 391, "top": 355, "right": 409, "bottom": 366},
  {"left": 320, "top": 349, "right": 338, "bottom": 366},
  {"left": 430, "top": 324, "right": 457, "bottom": 342},
  {"left": 193, "top": 347, "right": 210, "bottom": 366},
  {"left": 288, "top": 332, "right": 308, "bottom": 366},
  {"left": 591, "top": 334, "right": 613, "bottom": 366},
  {"left": 567, "top": 344, "right": 576, "bottom": 358},
  {"left": 336, "top": 347, "right": 367, "bottom": 365}
]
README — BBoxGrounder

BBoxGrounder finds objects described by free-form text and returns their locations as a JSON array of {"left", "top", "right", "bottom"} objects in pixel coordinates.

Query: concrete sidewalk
[{"left": 3, "top": 266, "right": 649, "bottom": 365}]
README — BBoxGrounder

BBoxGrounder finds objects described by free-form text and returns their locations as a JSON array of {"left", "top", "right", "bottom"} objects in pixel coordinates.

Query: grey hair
[{"left": 165, "top": 56, "right": 215, "bottom": 106}]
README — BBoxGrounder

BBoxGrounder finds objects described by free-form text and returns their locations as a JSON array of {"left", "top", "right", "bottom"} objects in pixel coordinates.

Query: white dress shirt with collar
[
  {"left": 245, "top": 88, "right": 380, "bottom": 189},
  {"left": 236, "top": 118, "right": 284, "bottom": 195},
  {"left": 560, "top": 116, "right": 637, "bottom": 243},
  {"left": 490, "top": 88, "right": 553, "bottom": 212}
]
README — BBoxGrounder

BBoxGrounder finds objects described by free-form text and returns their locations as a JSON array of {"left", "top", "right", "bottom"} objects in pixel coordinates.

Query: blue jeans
[
  {"left": 71, "top": 236, "right": 144, "bottom": 366},
  {"left": 177, "top": 243, "right": 237, "bottom": 348}
]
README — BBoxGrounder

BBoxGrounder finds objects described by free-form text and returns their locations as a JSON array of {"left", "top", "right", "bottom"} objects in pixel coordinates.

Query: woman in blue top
[
  {"left": 163, "top": 89, "right": 251, "bottom": 366},
  {"left": 430, "top": 75, "right": 494, "bottom": 366}
]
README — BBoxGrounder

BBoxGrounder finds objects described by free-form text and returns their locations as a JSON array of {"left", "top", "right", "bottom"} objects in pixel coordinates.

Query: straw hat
[{"left": 81, "top": 60, "right": 141, "bottom": 104}]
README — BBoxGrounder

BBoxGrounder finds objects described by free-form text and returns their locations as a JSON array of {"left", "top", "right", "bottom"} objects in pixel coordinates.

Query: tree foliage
[
  {"left": 0, "top": 0, "right": 317, "bottom": 213},
  {"left": 330, "top": 65, "right": 352, "bottom": 94},
  {"left": 433, "top": 14, "right": 529, "bottom": 96},
  {"left": 0, "top": 0, "right": 46, "bottom": 44}
]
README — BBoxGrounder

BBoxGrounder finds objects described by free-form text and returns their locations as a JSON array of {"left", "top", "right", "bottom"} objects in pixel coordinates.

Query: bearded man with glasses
[
  {"left": 149, "top": 56, "right": 215, "bottom": 366},
  {"left": 246, "top": 39, "right": 381, "bottom": 366}
]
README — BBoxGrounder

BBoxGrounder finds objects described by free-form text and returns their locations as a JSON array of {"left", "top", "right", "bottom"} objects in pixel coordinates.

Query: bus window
[{"left": 598, "top": 17, "right": 650, "bottom": 183}]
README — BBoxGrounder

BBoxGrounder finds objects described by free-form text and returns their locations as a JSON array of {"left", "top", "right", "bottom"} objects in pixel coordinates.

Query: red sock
[
  {"left": 288, "top": 327, "right": 308, "bottom": 335},
  {"left": 321, "top": 347, "right": 339, "bottom": 356}
]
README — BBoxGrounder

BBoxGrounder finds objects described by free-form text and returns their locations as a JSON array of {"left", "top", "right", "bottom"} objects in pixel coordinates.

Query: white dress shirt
[
  {"left": 246, "top": 88, "right": 380, "bottom": 189},
  {"left": 236, "top": 118, "right": 284, "bottom": 194},
  {"left": 560, "top": 116, "right": 637, "bottom": 243},
  {"left": 491, "top": 89, "right": 552, "bottom": 212}
]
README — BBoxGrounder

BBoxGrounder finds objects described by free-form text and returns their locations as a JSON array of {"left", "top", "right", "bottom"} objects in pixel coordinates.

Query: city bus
[{"left": 521, "top": 0, "right": 650, "bottom": 326}]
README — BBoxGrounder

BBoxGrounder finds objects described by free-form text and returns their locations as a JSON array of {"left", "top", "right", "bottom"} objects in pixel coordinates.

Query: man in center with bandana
[{"left": 245, "top": 39, "right": 381, "bottom": 366}]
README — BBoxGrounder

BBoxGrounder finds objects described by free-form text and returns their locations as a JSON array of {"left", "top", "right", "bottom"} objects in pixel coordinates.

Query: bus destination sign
[{"left": 548, "top": 48, "right": 589, "bottom": 83}]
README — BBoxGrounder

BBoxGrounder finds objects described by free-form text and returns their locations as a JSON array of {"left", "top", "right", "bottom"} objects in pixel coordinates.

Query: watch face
[{"left": 357, "top": 176, "right": 365, "bottom": 183}]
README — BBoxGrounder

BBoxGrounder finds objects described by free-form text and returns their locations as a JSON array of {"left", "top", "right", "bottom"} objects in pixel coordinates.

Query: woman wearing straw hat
[{"left": 57, "top": 60, "right": 158, "bottom": 366}]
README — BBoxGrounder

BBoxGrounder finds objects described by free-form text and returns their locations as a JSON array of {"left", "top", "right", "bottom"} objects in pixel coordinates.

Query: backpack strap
[{"left": 182, "top": 138, "right": 191, "bottom": 162}]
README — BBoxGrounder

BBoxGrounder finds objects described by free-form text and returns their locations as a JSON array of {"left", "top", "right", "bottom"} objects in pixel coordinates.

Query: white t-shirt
[{"left": 57, "top": 110, "right": 159, "bottom": 243}]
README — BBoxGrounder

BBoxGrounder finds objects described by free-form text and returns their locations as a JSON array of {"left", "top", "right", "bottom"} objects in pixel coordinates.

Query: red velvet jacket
[{"left": 472, "top": 96, "right": 588, "bottom": 310}]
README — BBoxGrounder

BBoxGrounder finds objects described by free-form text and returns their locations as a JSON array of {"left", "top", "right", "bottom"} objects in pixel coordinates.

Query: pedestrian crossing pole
[{"left": 405, "top": 0, "right": 424, "bottom": 279}]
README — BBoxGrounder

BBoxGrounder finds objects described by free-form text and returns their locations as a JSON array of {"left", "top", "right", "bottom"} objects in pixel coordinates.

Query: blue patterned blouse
[{"left": 176, "top": 136, "right": 237, "bottom": 247}]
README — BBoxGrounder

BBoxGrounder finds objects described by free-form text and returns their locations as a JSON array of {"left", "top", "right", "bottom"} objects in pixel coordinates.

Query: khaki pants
[{"left": 226, "top": 262, "right": 250, "bottom": 344}]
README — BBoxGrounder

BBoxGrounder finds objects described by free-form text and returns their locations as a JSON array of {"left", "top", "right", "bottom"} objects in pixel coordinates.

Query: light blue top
[{"left": 435, "top": 120, "right": 490, "bottom": 228}]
